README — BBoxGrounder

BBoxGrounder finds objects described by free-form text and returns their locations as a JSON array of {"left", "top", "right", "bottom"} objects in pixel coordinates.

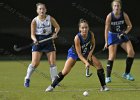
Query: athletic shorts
[
  {"left": 67, "top": 48, "right": 78, "bottom": 60},
  {"left": 32, "top": 34, "right": 56, "bottom": 52},
  {"left": 67, "top": 47, "right": 88, "bottom": 60},
  {"left": 108, "top": 31, "right": 129, "bottom": 46}
]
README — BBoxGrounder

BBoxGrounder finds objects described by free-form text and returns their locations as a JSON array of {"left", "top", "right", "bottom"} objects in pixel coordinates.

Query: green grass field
[{"left": 0, "top": 58, "right": 140, "bottom": 100}]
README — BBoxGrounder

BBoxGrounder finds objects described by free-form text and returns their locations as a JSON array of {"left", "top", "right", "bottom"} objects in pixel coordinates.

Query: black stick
[{"left": 13, "top": 37, "right": 53, "bottom": 52}]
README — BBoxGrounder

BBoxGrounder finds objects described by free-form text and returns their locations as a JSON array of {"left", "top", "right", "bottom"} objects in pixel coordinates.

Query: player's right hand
[
  {"left": 104, "top": 43, "right": 108, "bottom": 50},
  {"left": 33, "top": 40, "right": 39, "bottom": 45},
  {"left": 85, "top": 62, "right": 90, "bottom": 69}
]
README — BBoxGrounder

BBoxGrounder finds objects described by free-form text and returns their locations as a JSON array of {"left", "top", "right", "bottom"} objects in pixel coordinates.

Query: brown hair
[{"left": 78, "top": 18, "right": 89, "bottom": 27}]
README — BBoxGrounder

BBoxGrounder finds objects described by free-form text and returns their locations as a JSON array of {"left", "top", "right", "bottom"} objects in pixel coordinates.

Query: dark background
[{"left": 0, "top": 0, "right": 140, "bottom": 56}]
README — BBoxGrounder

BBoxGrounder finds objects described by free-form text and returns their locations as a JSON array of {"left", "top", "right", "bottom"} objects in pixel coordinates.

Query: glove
[{"left": 119, "top": 32, "right": 127, "bottom": 39}]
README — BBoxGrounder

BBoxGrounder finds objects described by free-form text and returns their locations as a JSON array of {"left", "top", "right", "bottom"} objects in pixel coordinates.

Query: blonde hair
[
  {"left": 36, "top": 3, "right": 46, "bottom": 8},
  {"left": 111, "top": 0, "right": 122, "bottom": 8}
]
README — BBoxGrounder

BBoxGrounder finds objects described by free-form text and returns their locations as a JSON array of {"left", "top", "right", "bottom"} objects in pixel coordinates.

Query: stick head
[
  {"left": 86, "top": 68, "right": 92, "bottom": 77},
  {"left": 13, "top": 45, "right": 21, "bottom": 52},
  {"left": 86, "top": 73, "right": 92, "bottom": 77}
]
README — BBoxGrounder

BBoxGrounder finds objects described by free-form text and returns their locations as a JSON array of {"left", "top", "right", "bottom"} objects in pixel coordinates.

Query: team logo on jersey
[
  {"left": 38, "top": 22, "right": 50, "bottom": 29},
  {"left": 42, "top": 23, "right": 50, "bottom": 27},
  {"left": 111, "top": 20, "right": 124, "bottom": 26}
]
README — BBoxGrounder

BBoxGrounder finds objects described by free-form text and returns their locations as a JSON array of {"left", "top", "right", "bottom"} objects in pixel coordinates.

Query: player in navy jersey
[
  {"left": 45, "top": 19, "right": 109, "bottom": 92},
  {"left": 24, "top": 3, "right": 60, "bottom": 87},
  {"left": 104, "top": 0, "right": 135, "bottom": 83}
]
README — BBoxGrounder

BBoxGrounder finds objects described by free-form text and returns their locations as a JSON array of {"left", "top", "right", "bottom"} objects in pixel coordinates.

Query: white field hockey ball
[{"left": 83, "top": 91, "right": 88, "bottom": 96}]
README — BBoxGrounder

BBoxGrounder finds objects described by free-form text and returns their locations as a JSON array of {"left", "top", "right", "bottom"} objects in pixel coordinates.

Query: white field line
[{"left": 0, "top": 88, "right": 140, "bottom": 93}]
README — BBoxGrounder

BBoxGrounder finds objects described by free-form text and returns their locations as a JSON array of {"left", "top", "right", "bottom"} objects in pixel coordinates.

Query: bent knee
[
  {"left": 108, "top": 53, "right": 116, "bottom": 60},
  {"left": 97, "top": 62, "right": 102, "bottom": 67},
  {"left": 128, "top": 50, "right": 135, "bottom": 57},
  {"left": 94, "top": 61, "right": 103, "bottom": 69}
]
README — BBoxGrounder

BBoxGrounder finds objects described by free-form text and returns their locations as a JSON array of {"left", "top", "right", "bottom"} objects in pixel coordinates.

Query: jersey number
[
  {"left": 83, "top": 47, "right": 87, "bottom": 55},
  {"left": 116, "top": 26, "right": 121, "bottom": 32}
]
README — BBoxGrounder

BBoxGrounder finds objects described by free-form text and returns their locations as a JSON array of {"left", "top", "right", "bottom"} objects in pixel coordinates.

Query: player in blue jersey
[
  {"left": 45, "top": 19, "right": 109, "bottom": 92},
  {"left": 104, "top": 0, "right": 135, "bottom": 83},
  {"left": 24, "top": 3, "right": 60, "bottom": 87}
]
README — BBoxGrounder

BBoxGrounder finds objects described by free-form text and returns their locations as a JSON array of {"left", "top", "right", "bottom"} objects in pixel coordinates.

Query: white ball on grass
[{"left": 83, "top": 91, "right": 89, "bottom": 96}]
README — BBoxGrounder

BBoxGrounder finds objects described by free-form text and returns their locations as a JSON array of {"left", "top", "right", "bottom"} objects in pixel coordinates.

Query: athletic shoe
[
  {"left": 100, "top": 85, "right": 110, "bottom": 91},
  {"left": 24, "top": 79, "right": 30, "bottom": 87},
  {"left": 105, "top": 77, "right": 111, "bottom": 83},
  {"left": 122, "top": 73, "right": 134, "bottom": 81},
  {"left": 45, "top": 85, "right": 54, "bottom": 92}
]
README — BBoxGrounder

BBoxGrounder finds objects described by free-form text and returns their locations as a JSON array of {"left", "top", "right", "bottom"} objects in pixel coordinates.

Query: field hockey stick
[
  {"left": 13, "top": 36, "right": 53, "bottom": 51},
  {"left": 94, "top": 37, "right": 121, "bottom": 56},
  {"left": 85, "top": 55, "right": 95, "bottom": 77},
  {"left": 85, "top": 64, "right": 93, "bottom": 77}
]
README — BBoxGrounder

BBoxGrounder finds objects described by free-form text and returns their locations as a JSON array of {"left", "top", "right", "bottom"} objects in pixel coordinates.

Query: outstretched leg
[{"left": 45, "top": 58, "right": 76, "bottom": 92}]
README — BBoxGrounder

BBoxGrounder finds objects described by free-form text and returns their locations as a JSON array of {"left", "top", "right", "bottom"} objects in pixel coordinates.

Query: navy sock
[
  {"left": 125, "top": 57, "right": 134, "bottom": 74},
  {"left": 51, "top": 72, "right": 64, "bottom": 88},
  {"left": 106, "top": 60, "right": 113, "bottom": 77},
  {"left": 97, "top": 68, "right": 106, "bottom": 86}
]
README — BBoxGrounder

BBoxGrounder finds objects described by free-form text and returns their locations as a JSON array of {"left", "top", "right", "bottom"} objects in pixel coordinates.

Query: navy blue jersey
[
  {"left": 71, "top": 32, "right": 92, "bottom": 58},
  {"left": 110, "top": 12, "right": 127, "bottom": 33}
]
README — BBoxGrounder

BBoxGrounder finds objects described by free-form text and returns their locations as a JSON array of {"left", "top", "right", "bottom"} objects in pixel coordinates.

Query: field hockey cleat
[
  {"left": 45, "top": 85, "right": 54, "bottom": 92},
  {"left": 105, "top": 77, "right": 111, "bottom": 83},
  {"left": 100, "top": 85, "right": 110, "bottom": 91},
  {"left": 24, "top": 79, "right": 30, "bottom": 87},
  {"left": 122, "top": 73, "right": 135, "bottom": 81}
]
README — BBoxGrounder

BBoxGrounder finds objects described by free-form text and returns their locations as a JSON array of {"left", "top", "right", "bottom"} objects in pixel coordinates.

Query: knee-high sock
[
  {"left": 125, "top": 57, "right": 134, "bottom": 74},
  {"left": 25, "top": 64, "right": 35, "bottom": 79},
  {"left": 51, "top": 72, "right": 65, "bottom": 88},
  {"left": 50, "top": 65, "right": 58, "bottom": 82},
  {"left": 97, "top": 68, "right": 106, "bottom": 87},
  {"left": 106, "top": 60, "right": 113, "bottom": 77}
]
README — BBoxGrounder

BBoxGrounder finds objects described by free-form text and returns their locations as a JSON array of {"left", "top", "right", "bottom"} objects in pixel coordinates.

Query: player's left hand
[
  {"left": 52, "top": 33, "right": 58, "bottom": 39},
  {"left": 85, "top": 61, "right": 90, "bottom": 69},
  {"left": 119, "top": 32, "right": 127, "bottom": 39}
]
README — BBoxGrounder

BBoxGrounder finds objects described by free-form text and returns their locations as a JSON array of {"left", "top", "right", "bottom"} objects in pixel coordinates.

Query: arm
[
  {"left": 51, "top": 16, "right": 60, "bottom": 36},
  {"left": 87, "top": 31, "right": 95, "bottom": 60},
  {"left": 31, "top": 19, "right": 37, "bottom": 42},
  {"left": 104, "top": 13, "right": 111, "bottom": 48},
  {"left": 74, "top": 35, "right": 90, "bottom": 67},
  {"left": 123, "top": 12, "right": 132, "bottom": 34}
]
